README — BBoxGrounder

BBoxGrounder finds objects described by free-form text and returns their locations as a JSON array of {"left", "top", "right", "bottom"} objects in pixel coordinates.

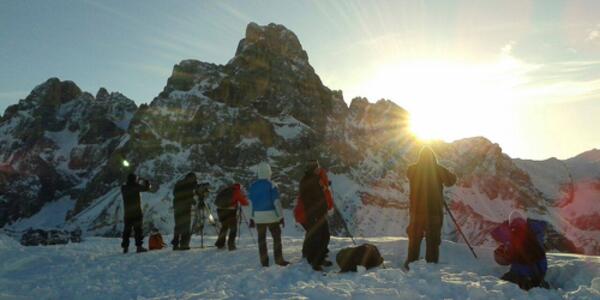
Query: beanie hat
[
  {"left": 257, "top": 162, "right": 272, "bottom": 180},
  {"left": 509, "top": 210, "right": 526, "bottom": 227}
]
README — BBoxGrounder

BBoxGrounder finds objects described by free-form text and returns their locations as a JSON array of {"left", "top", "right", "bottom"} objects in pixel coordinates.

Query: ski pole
[
  {"left": 200, "top": 205, "right": 205, "bottom": 248},
  {"left": 443, "top": 200, "right": 478, "bottom": 259},
  {"left": 237, "top": 205, "right": 242, "bottom": 240},
  {"left": 332, "top": 201, "right": 357, "bottom": 246}
]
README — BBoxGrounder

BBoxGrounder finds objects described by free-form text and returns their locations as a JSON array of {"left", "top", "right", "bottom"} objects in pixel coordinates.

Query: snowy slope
[{"left": 1, "top": 232, "right": 599, "bottom": 299}]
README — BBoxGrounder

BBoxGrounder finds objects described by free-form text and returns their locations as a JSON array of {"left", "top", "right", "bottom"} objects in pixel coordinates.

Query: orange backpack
[{"left": 149, "top": 232, "right": 166, "bottom": 250}]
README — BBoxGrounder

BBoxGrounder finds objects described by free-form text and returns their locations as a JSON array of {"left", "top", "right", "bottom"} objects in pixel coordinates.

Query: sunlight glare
[{"left": 357, "top": 59, "right": 529, "bottom": 145}]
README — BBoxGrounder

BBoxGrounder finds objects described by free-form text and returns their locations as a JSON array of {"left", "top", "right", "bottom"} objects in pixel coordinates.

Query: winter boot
[
  {"left": 322, "top": 260, "right": 333, "bottom": 267},
  {"left": 228, "top": 244, "right": 237, "bottom": 251},
  {"left": 136, "top": 246, "right": 148, "bottom": 253},
  {"left": 276, "top": 259, "right": 290, "bottom": 267},
  {"left": 312, "top": 264, "right": 324, "bottom": 271},
  {"left": 123, "top": 247, "right": 128, "bottom": 254}
]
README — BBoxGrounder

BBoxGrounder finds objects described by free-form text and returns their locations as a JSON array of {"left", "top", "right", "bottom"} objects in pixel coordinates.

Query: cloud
[
  {"left": 501, "top": 41, "right": 516, "bottom": 55},
  {"left": 587, "top": 24, "right": 600, "bottom": 41}
]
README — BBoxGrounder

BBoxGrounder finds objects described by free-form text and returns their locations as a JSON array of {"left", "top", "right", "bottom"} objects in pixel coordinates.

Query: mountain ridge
[{"left": 1, "top": 22, "right": 598, "bottom": 255}]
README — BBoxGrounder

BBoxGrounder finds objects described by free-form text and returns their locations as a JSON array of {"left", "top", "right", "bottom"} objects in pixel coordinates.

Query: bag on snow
[
  {"left": 336, "top": 243, "right": 384, "bottom": 272},
  {"left": 215, "top": 185, "right": 234, "bottom": 209},
  {"left": 149, "top": 230, "right": 166, "bottom": 250}
]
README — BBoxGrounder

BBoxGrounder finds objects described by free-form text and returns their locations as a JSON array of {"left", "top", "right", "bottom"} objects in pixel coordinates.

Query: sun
[{"left": 354, "top": 59, "right": 527, "bottom": 144}]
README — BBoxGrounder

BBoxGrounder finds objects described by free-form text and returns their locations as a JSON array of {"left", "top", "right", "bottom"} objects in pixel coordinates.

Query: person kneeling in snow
[
  {"left": 491, "top": 211, "right": 549, "bottom": 290},
  {"left": 248, "top": 162, "right": 289, "bottom": 267}
]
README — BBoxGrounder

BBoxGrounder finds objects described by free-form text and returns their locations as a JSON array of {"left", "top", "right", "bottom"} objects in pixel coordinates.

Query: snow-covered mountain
[{"left": 1, "top": 22, "right": 598, "bottom": 255}]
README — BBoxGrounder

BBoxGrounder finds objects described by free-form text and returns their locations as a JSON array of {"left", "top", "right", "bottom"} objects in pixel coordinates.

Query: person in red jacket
[
  {"left": 299, "top": 161, "right": 335, "bottom": 270},
  {"left": 215, "top": 183, "right": 249, "bottom": 250},
  {"left": 294, "top": 167, "right": 333, "bottom": 229}
]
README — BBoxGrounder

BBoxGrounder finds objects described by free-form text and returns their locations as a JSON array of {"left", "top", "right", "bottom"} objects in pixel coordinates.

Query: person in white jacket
[{"left": 248, "top": 162, "right": 289, "bottom": 267}]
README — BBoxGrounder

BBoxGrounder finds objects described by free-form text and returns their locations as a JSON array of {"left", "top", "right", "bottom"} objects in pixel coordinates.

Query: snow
[
  {"left": 7, "top": 196, "right": 75, "bottom": 231},
  {"left": 268, "top": 115, "right": 310, "bottom": 140},
  {"left": 0, "top": 232, "right": 599, "bottom": 299},
  {"left": 44, "top": 128, "right": 80, "bottom": 172}
]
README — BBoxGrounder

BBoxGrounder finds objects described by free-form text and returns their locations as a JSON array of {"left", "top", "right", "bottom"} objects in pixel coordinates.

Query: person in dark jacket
[
  {"left": 404, "top": 146, "right": 456, "bottom": 269},
  {"left": 299, "top": 160, "right": 332, "bottom": 271},
  {"left": 172, "top": 172, "right": 201, "bottom": 250},
  {"left": 248, "top": 162, "right": 289, "bottom": 267},
  {"left": 215, "top": 183, "right": 249, "bottom": 250},
  {"left": 492, "top": 211, "right": 549, "bottom": 290},
  {"left": 121, "top": 173, "right": 151, "bottom": 253}
]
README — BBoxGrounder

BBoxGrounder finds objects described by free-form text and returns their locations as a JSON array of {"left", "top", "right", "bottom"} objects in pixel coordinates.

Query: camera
[{"left": 194, "top": 182, "right": 210, "bottom": 199}]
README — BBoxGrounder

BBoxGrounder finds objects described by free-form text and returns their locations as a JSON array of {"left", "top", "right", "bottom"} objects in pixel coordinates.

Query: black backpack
[
  {"left": 336, "top": 243, "right": 384, "bottom": 272},
  {"left": 215, "top": 185, "right": 234, "bottom": 209}
]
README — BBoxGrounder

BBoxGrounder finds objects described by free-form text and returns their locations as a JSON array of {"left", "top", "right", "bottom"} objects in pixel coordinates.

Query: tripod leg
[{"left": 200, "top": 207, "right": 204, "bottom": 248}]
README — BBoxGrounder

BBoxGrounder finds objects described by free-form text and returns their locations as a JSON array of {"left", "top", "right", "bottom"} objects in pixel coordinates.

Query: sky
[{"left": 1, "top": 0, "right": 599, "bottom": 160}]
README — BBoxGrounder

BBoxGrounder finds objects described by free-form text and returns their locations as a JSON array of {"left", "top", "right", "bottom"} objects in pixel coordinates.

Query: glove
[
  {"left": 249, "top": 219, "right": 255, "bottom": 228},
  {"left": 280, "top": 218, "right": 285, "bottom": 228}
]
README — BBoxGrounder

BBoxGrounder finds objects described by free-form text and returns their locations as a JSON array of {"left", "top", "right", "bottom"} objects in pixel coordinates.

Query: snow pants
[
  {"left": 257, "top": 222, "right": 284, "bottom": 266},
  {"left": 172, "top": 209, "right": 191, "bottom": 248},
  {"left": 303, "top": 217, "right": 330, "bottom": 268},
  {"left": 405, "top": 218, "right": 442, "bottom": 264},
  {"left": 122, "top": 215, "right": 144, "bottom": 248},
  {"left": 216, "top": 208, "right": 238, "bottom": 249},
  {"left": 501, "top": 270, "right": 549, "bottom": 290}
]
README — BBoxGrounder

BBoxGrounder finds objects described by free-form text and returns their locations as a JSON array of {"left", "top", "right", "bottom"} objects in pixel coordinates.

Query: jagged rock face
[
  {"left": 514, "top": 149, "right": 600, "bottom": 254},
  {"left": 0, "top": 78, "right": 137, "bottom": 226},
  {"left": 1, "top": 23, "right": 598, "bottom": 255}
]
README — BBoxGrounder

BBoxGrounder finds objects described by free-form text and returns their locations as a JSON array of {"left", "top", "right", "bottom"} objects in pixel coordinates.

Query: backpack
[
  {"left": 149, "top": 232, "right": 166, "bottom": 250},
  {"left": 336, "top": 243, "right": 384, "bottom": 272},
  {"left": 215, "top": 185, "right": 234, "bottom": 209}
]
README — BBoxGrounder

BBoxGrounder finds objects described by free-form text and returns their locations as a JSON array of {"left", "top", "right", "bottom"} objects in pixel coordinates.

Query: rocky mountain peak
[
  {"left": 96, "top": 87, "right": 110, "bottom": 101},
  {"left": 235, "top": 22, "right": 308, "bottom": 63},
  {"left": 571, "top": 148, "right": 600, "bottom": 163},
  {"left": 28, "top": 78, "right": 82, "bottom": 107}
]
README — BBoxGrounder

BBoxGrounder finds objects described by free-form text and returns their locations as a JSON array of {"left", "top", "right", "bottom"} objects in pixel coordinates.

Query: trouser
[
  {"left": 303, "top": 217, "right": 330, "bottom": 267},
  {"left": 122, "top": 215, "right": 144, "bottom": 248},
  {"left": 215, "top": 208, "right": 238, "bottom": 249},
  {"left": 300, "top": 222, "right": 329, "bottom": 258},
  {"left": 172, "top": 210, "right": 192, "bottom": 248},
  {"left": 501, "top": 270, "right": 548, "bottom": 290},
  {"left": 405, "top": 219, "right": 442, "bottom": 264},
  {"left": 257, "top": 222, "right": 284, "bottom": 266}
]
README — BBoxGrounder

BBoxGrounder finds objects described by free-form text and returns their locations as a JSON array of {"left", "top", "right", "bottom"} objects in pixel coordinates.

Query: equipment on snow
[
  {"left": 149, "top": 228, "right": 167, "bottom": 250},
  {"left": 336, "top": 243, "right": 384, "bottom": 272}
]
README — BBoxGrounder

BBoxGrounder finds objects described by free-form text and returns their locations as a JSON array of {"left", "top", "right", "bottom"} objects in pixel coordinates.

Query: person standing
[
  {"left": 172, "top": 172, "right": 199, "bottom": 251},
  {"left": 248, "top": 162, "right": 289, "bottom": 267},
  {"left": 121, "top": 173, "right": 151, "bottom": 253},
  {"left": 404, "top": 146, "right": 456, "bottom": 269},
  {"left": 214, "top": 183, "right": 249, "bottom": 250},
  {"left": 299, "top": 160, "right": 332, "bottom": 271}
]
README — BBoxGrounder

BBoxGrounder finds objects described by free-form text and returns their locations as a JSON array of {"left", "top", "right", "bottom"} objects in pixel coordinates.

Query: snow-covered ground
[{"left": 1, "top": 232, "right": 599, "bottom": 300}]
